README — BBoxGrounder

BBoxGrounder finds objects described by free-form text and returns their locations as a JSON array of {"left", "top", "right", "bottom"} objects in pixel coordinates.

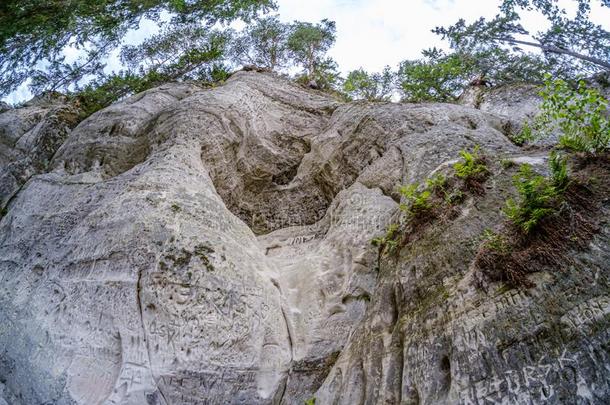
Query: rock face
[
  {"left": 0, "top": 71, "right": 608, "bottom": 404},
  {"left": 0, "top": 95, "right": 79, "bottom": 207}
]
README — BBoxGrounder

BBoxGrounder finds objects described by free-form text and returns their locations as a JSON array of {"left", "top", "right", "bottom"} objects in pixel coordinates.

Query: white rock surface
[{"left": 0, "top": 71, "right": 608, "bottom": 404}]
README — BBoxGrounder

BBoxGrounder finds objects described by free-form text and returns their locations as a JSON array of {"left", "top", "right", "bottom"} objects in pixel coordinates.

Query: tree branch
[{"left": 495, "top": 37, "right": 610, "bottom": 70}]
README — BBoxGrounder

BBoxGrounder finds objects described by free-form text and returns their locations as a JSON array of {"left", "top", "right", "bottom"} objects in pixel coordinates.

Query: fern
[
  {"left": 399, "top": 184, "right": 433, "bottom": 215},
  {"left": 503, "top": 162, "right": 565, "bottom": 233},
  {"left": 453, "top": 145, "right": 488, "bottom": 180},
  {"left": 548, "top": 151, "right": 569, "bottom": 192},
  {"left": 372, "top": 223, "right": 400, "bottom": 252},
  {"left": 425, "top": 173, "right": 446, "bottom": 191},
  {"left": 481, "top": 229, "right": 511, "bottom": 254}
]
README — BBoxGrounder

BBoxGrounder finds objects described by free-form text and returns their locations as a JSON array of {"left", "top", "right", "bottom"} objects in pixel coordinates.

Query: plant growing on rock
[
  {"left": 399, "top": 183, "right": 434, "bottom": 217},
  {"left": 548, "top": 151, "right": 570, "bottom": 192},
  {"left": 371, "top": 223, "right": 399, "bottom": 253},
  {"left": 503, "top": 152, "right": 569, "bottom": 233},
  {"left": 475, "top": 151, "right": 606, "bottom": 289},
  {"left": 513, "top": 121, "right": 535, "bottom": 146},
  {"left": 453, "top": 145, "right": 489, "bottom": 192},
  {"left": 480, "top": 229, "right": 511, "bottom": 255},
  {"left": 425, "top": 173, "right": 447, "bottom": 191},
  {"left": 534, "top": 76, "right": 610, "bottom": 155}
]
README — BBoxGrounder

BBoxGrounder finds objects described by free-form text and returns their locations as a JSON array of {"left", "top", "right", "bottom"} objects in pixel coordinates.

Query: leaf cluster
[
  {"left": 536, "top": 75, "right": 610, "bottom": 154},
  {"left": 0, "top": 0, "right": 275, "bottom": 96},
  {"left": 343, "top": 66, "right": 395, "bottom": 101},
  {"left": 371, "top": 223, "right": 400, "bottom": 253},
  {"left": 503, "top": 152, "right": 569, "bottom": 233},
  {"left": 453, "top": 145, "right": 489, "bottom": 181}
]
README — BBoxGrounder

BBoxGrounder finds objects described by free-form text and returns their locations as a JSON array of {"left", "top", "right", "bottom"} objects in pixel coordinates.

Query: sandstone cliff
[{"left": 0, "top": 71, "right": 608, "bottom": 404}]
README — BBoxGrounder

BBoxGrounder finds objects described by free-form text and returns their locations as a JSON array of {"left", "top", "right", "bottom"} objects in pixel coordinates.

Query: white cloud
[{"left": 276, "top": 0, "right": 504, "bottom": 74}]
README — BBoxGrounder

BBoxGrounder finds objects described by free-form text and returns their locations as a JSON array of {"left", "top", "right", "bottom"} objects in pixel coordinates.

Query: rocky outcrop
[
  {"left": 0, "top": 95, "right": 80, "bottom": 208},
  {"left": 459, "top": 84, "right": 542, "bottom": 144},
  {"left": 315, "top": 157, "right": 610, "bottom": 404},
  {"left": 0, "top": 71, "right": 608, "bottom": 404}
]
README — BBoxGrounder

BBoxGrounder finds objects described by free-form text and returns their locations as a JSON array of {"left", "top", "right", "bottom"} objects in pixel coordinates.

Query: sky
[
  {"left": 4, "top": 0, "right": 610, "bottom": 104},
  {"left": 274, "top": 0, "right": 503, "bottom": 73}
]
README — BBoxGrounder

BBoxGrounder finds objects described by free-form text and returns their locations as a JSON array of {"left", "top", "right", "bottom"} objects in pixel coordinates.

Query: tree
[
  {"left": 287, "top": 19, "right": 336, "bottom": 84},
  {"left": 72, "top": 24, "right": 231, "bottom": 117},
  {"left": 0, "top": 0, "right": 275, "bottom": 96},
  {"left": 397, "top": 49, "right": 476, "bottom": 102},
  {"left": 295, "top": 57, "right": 341, "bottom": 91},
  {"left": 343, "top": 67, "right": 395, "bottom": 101},
  {"left": 434, "top": 0, "right": 610, "bottom": 81},
  {"left": 120, "top": 24, "right": 230, "bottom": 81},
  {"left": 230, "top": 15, "right": 290, "bottom": 70}
]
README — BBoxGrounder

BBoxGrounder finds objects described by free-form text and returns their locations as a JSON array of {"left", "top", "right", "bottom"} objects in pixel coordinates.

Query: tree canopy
[
  {"left": 1, "top": 0, "right": 608, "bottom": 110},
  {"left": 0, "top": 0, "right": 275, "bottom": 96},
  {"left": 434, "top": 0, "right": 610, "bottom": 79},
  {"left": 229, "top": 15, "right": 290, "bottom": 70},
  {"left": 287, "top": 19, "right": 336, "bottom": 81},
  {"left": 343, "top": 67, "right": 395, "bottom": 101},
  {"left": 394, "top": 0, "right": 610, "bottom": 102}
]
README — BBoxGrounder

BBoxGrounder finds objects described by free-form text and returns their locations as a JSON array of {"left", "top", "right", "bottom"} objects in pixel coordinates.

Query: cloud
[{"left": 276, "top": 0, "right": 503, "bottom": 74}]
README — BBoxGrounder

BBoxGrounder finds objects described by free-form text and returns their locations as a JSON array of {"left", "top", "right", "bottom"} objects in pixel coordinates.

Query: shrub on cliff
[{"left": 535, "top": 76, "right": 610, "bottom": 155}]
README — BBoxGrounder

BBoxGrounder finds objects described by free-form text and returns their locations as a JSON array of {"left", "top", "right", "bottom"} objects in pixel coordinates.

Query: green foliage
[
  {"left": 74, "top": 72, "right": 144, "bottom": 118},
  {"left": 548, "top": 151, "right": 569, "bottom": 192},
  {"left": 371, "top": 223, "right": 399, "bottom": 253},
  {"left": 73, "top": 26, "right": 230, "bottom": 117},
  {"left": 481, "top": 229, "right": 511, "bottom": 254},
  {"left": 453, "top": 145, "right": 488, "bottom": 181},
  {"left": 504, "top": 165, "right": 557, "bottom": 233},
  {"left": 513, "top": 121, "right": 535, "bottom": 146},
  {"left": 444, "top": 189, "right": 465, "bottom": 205},
  {"left": 343, "top": 66, "right": 395, "bottom": 101},
  {"left": 426, "top": 173, "right": 466, "bottom": 205},
  {"left": 0, "top": 0, "right": 275, "bottom": 96},
  {"left": 425, "top": 173, "right": 447, "bottom": 191},
  {"left": 295, "top": 57, "right": 341, "bottom": 91},
  {"left": 304, "top": 398, "right": 316, "bottom": 405},
  {"left": 120, "top": 24, "right": 230, "bottom": 83},
  {"left": 228, "top": 17, "right": 339, "bottom": 91},
  {"left": 501, "top": 158, "right": 516, "bottom": 169},
  {"left": 434, "top": 1, "right": 610, "bottom": 82},
  {"left": 287, "top": 19, "right": 337, "bottom": 85},
  {"left": 399, "top": 184, "right": 433, "bottom": 216},
  {"left": 503, "top": 154, "right": 569, "bottom": 233},
  {"left": 74, "top": 62, "right": 230, "bottom": 118},
  {"left": 397, "top": 49, "right": 476, "bottom": 102},
  {"left": 229, "top": 15, "right": 290, "bottom": 70},
  {"left": 535, "top": 76, "right": 610, "bottom": 154}
]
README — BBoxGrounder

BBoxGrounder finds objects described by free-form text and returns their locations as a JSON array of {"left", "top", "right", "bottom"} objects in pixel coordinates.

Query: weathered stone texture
[{"left": 0, "top": 71, "right": 608, "bottom": 404}]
